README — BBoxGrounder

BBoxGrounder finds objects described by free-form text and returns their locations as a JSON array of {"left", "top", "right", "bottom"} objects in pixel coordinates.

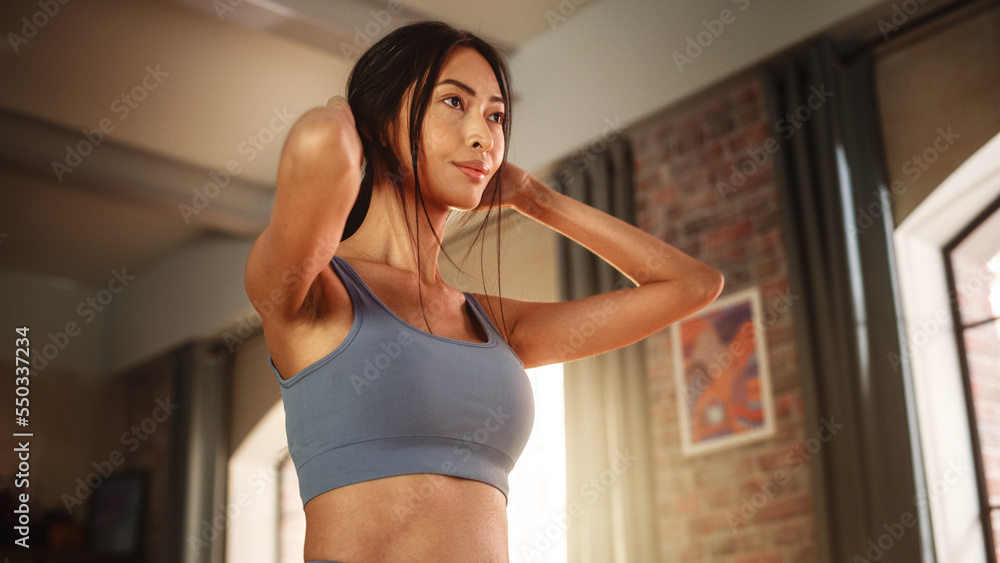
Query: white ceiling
[{"left": 0, "top": 0, "right": 597, "bottom": 287}]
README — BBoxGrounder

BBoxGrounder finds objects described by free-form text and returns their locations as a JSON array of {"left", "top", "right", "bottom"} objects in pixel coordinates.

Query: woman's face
[{"left": 394, "top": 46, "right": 506, "bottom": 213}]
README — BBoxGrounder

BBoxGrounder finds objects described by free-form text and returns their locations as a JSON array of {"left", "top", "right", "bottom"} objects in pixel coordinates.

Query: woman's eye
[
  {"left": 489, "top": 112, "right": 505, "bottom": 124},
  {"left": 444, "top": 96, "right": 462, "bottom": 109}
]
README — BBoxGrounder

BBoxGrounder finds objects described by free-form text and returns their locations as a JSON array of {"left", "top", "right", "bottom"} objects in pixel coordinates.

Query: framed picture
[
  {"left": 88, "top": 470, "right": 148, "bottom": 556},
  {"left": 672, "top": 286, "right": 776, "bottom": 456}
]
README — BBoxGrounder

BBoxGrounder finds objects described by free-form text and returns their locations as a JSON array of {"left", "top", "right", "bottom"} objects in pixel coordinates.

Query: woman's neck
[{"left": 339, "top": 183, "right": 449, "bottom": 284}]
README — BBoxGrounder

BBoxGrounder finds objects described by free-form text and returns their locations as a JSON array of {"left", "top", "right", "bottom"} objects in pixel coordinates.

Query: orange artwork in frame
[{"left": 672, "top": 286, "right": 776, "bottom": 456}]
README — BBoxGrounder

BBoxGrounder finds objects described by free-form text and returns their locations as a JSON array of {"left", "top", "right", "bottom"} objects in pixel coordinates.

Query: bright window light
[{"left": 507, "top": 362, "right": 568, "bottom": 563}]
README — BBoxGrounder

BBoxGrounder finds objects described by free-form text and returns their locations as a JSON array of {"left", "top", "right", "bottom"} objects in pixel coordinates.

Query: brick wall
[{"left": 630, "top": 76, "right": 818, "bottom": 562}]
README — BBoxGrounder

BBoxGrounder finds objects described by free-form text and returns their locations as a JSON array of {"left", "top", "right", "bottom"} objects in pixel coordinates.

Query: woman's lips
[{"left": 454, "top": 161, "right": 489, "bottom": 179}]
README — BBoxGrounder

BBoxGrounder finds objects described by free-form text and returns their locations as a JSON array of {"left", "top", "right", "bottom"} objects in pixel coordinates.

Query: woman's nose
[{"left": 466, "top": 114, "right": 493, "bottom": 152}]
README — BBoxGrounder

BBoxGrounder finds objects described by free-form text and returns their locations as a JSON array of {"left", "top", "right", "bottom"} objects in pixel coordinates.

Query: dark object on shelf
[{"left": 87, "top": 470, "right": 148, "bottom": 557}]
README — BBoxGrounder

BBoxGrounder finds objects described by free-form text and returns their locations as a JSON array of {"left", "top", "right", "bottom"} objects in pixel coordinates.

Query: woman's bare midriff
[{"left": 302, "top": 473, "right": 510, "bottom": 563}]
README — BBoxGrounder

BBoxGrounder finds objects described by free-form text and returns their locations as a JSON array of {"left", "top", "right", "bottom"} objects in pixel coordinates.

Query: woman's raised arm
[
  {"left": 477, "top": 164, "right": 725, "bottom": 369},
  {"left": 244, "top": 96, "right": 363, "bottom": 323}
]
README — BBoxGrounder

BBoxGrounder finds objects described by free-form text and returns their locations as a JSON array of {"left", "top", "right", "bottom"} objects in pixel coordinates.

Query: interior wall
[
  {"left": 0, "top": 366, "right": 125, "bottom": 518},
  {"left": 441, "top": 211, "right": 561, "bottom": 302},
  {"left": 875, "top": 1, "right": 1000, "bottom": 225},
  {"left": 0, "top": 0, "right": 914, "bottom": 385},
  {"left": 229, "top": 332, "right": 281, "bottom": 456},
  {"left": 509, "top": 0, "right": 895, "bottom": 173},
  {"left": 0, "top": 353, "right": 178, "bottom": 560},
  {"left": 628, "top": 70, "right": 816, "bottom": 561}
]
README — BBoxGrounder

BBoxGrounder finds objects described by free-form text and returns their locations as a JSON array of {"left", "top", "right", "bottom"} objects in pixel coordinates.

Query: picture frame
[
  {"left": 672, "top": 286, "right": 776, "bottom": 456},
  {"left": 87, "top": 470, "right": 148, "bottom": 556}
]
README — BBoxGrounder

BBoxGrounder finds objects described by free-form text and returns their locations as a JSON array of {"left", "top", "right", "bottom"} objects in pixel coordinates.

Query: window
[
  {"left": 508, "top": 363, "right": 567, "bottom": 563},
  {"left": 946, "top": 196, "right": 1000, "bottom": 562},
  {"left": 278, "top": 454, "right": 305, "bottom": 563}
]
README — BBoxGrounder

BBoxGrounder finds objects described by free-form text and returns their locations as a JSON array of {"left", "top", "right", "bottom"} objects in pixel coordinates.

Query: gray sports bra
[{"left": 271, "top": 255, "right": 535, "bottom": 507}]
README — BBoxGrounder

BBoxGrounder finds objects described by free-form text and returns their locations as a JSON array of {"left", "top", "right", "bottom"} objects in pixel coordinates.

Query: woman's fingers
[
  {"left": 326, "top": 96, "right": 358, "bottom": 127},
  {"left": 320, "top": 96, "right": 362, "bottom": 167}
]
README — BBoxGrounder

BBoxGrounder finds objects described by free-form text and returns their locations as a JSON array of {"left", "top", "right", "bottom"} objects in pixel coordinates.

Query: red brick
[
  {"left": 678, "top": 171, "right": 711, "bottom": 195},
  {"left": 690, "top": 512, "right": 734, "bottom": 535},
  {"left": 671, "top": 492, "right": 701, "bottom": 514},
  {"left": 722, "top": 240, "right": 753, "bottom": 262},
  {"left": 654, "top": 122, "right": 675, "bottom": 143},
  {"left": 734, "top": 81, "right": 761, "bottom": 105},
  {"left": 758, "top": 446, "right": 800, "bottom": 472},
  {"left": 679, "top": 542, "right": 702, "bottom": 562},
  {"left": 736, "top": 104, "right": 765, "bottom": 127},
  {"left": 652, "top": 185, "right": 678, "bottom": 206},
  {"left": 693, "top": 457, "right": 754, "bottom": 486},
  {"left": 754, "top": 256, "right": 784, "bottom": 278},
  {"left": 773, "top": 418, "right": 802, "bottom": 443},
  {"left": 711, "top": 157, "right": 738, "bottom": 183},
  {"left": 707, "top": 220, "right": 753, "bottom": 248},
  {"left": 637, "top": 175, "right": 660, "bottom": 193},
  {"left": 793, "top": 545, "right": 820, "bottom": 562},
  {"left": 755, "top": 493, "right": 812, "bottom": 522},
  {"left": 680, "top": 190, "right": 720, "bottom": 218},
  {"left": 706, "top": 113, "right": 736, "bottom": 137},
  {"left": 737, "top": 529, "right": 768, "bottom": 551},
  {"left": 677, "top": 127, "right": 706, "bottom": 155},
  {"left": 772, "top": 520, "right": 807, "bottom": 545},
  {"left": 755, "top": 208, "right": 783, "bottom": 234},
  {"left": 696, "top": 141, "right": 726, "bottom": 164},
  {"left": 706, "top": 486, "right": 735, "bottom": 507},
  {"left": 710, "top": 534, "right": 739, "bottom": 556}
]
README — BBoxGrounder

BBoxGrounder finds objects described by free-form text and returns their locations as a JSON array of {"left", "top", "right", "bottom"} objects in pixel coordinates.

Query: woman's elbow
[{"left": 693, "top": 266, "right": 725, "bottom": 307}]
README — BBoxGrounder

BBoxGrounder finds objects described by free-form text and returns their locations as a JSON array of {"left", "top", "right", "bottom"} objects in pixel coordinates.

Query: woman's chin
[
  {"left": 446, "top": 190, "right": 489, "bottom": 212},
  {"left": 449, "top": 200, "right": 484, "bottom": 213}
]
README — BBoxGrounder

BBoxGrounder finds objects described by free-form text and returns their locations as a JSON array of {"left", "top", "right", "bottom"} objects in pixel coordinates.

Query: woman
[{"left": 244, "top": 21, "right": 723, "bottom": 563}]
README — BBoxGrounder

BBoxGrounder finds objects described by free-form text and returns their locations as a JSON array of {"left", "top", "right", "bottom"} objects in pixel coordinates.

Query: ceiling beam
[
  {"left": 171, "top": 0, "right": 432, "bottom": 59},
  {"left": 0, "top": 107, "right": 273, "bottom": 236}
]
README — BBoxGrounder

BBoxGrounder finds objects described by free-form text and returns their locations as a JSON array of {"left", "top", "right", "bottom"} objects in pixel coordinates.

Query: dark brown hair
[{"left": 345, "top": 21, "right": 513, "bottom": 338}]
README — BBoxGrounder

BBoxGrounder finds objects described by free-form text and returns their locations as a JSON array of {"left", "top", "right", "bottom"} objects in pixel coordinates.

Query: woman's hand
[
  {"left": 479, "top": 162, "right": 547, "bottom": 213},
  {"left": 470, "top": 158, "right": 723, "bottom": 368},
  {"left": 318, "top": 96, "right": 363, "bottom": 170}
]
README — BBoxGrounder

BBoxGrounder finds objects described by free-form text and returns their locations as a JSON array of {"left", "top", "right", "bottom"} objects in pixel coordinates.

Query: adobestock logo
[
  {"left": 349, "top": 331, "right": 415, "bottom": 394},
  {"left": 716, "top": 84, "right": 833, "bottom": 202},
  {"left": 548, "top": 116, "right": 626, "bottom": 194},
  {"left": 545, "top": 0, "right": 589, "bottom": 30},
  {"left": 847, "top": 126, "right": 960, "bottom": 240},
  {"left": 851, "top": 458, "right": 970, "bottom": 562},
  {"left": 61, "top": 396, "right": 179, "bottom": 514},
  {"left": 189, "top": 464, "right": 280, "bottom": 552},
  {"left": 337, "top": 0, "right": 405, "bottom": 60},
  {"left": 877, "top": 0, "right": 931, "bottom": 41},
  {"left": 727, "top": 417, "right": 842, "bottom": 532},
  {"left": 672, "top": 0, "right": 751, "bottom": 74},
  {"left": 887, "top": 251, "right": 993, "bottom": 373},
  {"left": 51, "top": 65, "right": 169, "bottom": 183},
  {"left": 6, "top": 0, "right": 71, "bottom": 54},
  {"left": 684, "top": 289, "right": 798, "bottom": 404},
  {"left": 32, "top": 268, "right": 136, "bottom": 373},
  {"left": 179, "top": 106, "right": 296, "bottom": 223},
  {"left": 519, "top": 448, "right": 638, "bottom": 559},
  {"left": 392, "top": 405, "right": 513, "bottom": 522}
]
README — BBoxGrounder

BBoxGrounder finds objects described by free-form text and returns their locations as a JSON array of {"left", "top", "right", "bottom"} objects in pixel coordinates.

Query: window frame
[{"left": 943, "top": 193, "right": 1000, "bottom": 563}]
